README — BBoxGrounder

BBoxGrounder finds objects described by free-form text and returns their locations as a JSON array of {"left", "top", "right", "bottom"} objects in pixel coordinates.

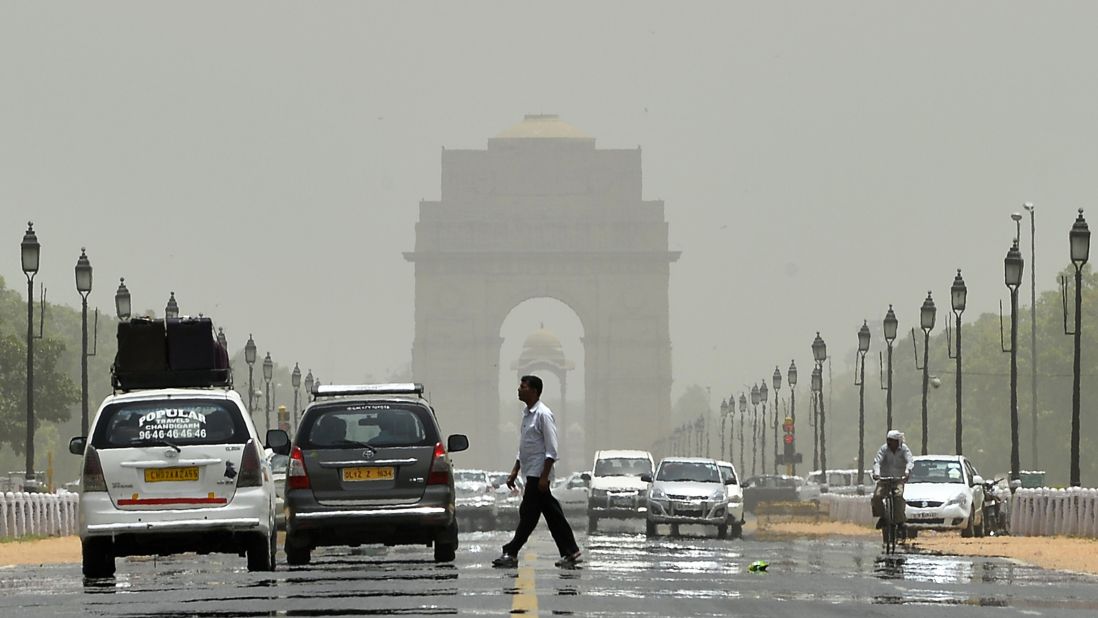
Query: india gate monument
[{"left": 405, "top": 114, "right": 679, "bottom": 469}]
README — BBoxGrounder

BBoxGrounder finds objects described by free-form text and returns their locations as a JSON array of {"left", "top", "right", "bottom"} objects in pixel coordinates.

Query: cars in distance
[
  {"left": 643, "top": 457, "right": 735, "bottom": 539},
  {"left": 454, "top": 469, "right": 497, "bottom": 531},
  {"left": 587, "top": 450, "right": 654, "bottom": 531},
  {"left": 489, "top": 471, "right": 523, "bottom": 529},
  {"left": 715, "top": 460, "right": 744, "bottom": 539},
  {"left": 282, "top": 383, "right": 469, "bottom": 564},
  {"left": 551, "top": 471, "right": 590, "bottom": 517},
  {"left": 70, "top": 388, "right": 279, "bottom": 578},
  {"left": 268, "top": 452, "right": 289, "bottom": 530},
  {"left": 904, "top": 455, "right": 986, "bottom": 537},
  {"left": 801, "top": 469, "right": 872, "bottom": 501}
]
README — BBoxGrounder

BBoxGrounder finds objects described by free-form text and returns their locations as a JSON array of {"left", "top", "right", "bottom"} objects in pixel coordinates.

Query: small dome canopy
[
  {"left": 495, "top": 114, "right": 592, "bottom": 140},
  {"left": 513, "top": 324, "right": 574, "bottom": 371}
]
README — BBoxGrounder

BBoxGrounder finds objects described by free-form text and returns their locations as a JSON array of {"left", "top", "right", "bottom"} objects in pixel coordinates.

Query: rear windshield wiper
[
  {"left": 146, "top": 439, "right": 182, "bottom": 453},
  {"left": 334, "top": 439, "right": 376, "bottom": 449}
]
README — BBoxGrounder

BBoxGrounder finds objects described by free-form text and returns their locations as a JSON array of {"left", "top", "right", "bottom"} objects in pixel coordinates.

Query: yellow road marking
[{"left": 511, "top": 552, "right": 539, "bottom": 616}]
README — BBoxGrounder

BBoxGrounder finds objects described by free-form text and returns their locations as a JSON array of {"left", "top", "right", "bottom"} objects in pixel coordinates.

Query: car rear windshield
[
  {"left": 91, "top": 399, "right": 248, "bottom": 449},
  {"left": 656, "top": 461, "right": 720, "bottom": 483},
  {"left": 910, "top": 460, "right": 965, "bottom": 484},
  {"left": 298, "top": 402, "right": 438, "bottom": 448},
  {"left": 594, "top": 457, "right": 652, "bottom": 477}
]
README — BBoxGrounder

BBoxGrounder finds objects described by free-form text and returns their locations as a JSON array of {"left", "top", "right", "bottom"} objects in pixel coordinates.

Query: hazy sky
[{"left": 4, "top": 3, "right": 1098, "bottom": 407}]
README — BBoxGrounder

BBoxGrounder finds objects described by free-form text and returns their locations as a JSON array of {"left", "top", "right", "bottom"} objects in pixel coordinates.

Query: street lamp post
[
  {"left": 912, "top": 292, "right": 937, "bottom": 455},
  {"left": 787, "top": 360, "right": 798, "bottom": 476},
  {"left": 21, "top": 223, "right": 40, "bottom": 487},
  {"left": 304, "top": 369, "right": 314, "bottom": 404},
  {"left": 1024, "top": 202, "right": 1038, "bottom": 468},
  {"left": 855, "top": 321, "right": 871, "bottom": 490},
  {"left": 720, "top": 399, "right": 729, "bottom": 461},
  {"left": 812, "top": 332, "right": 828, "bottom": 491},
  {"left": 263, "top": 353, "right": 274, "bottom": 434},
  {"left": 738, "top": 394, "right": 747, "bottom": 474},
  {"left": 1005, "top": 239, "right": 1024, "bottom": 485},
  {"left": 1068, "top": 210, "right": 1090, "bottom": 487},
  {"left": 291, "top": 363, "right": 301, "bottom": 431},
  {"left": 75, "top": 248, "right": 94, "bottom": 437},
  {"left": 750, "top": 385, "right": 760, "bottom": 476},
  {"left": 759, "top": 381, "right": 768, "bottom": 475},
  {"left": 810, "top": 365, "right": 822, "bottom": 475},
  {"left": 950, "top": 270, "right": 967, "bottom": 455},
  {"left": 245, "top": 335, "right": 257, "bottom": 412},
  {"left": 772, "top": 367, "right": 782, "bottom": 474},
  {"left": 165, "top": 292, "right": 179, "bottom": 319},
  {"left": 881, "top": 306, "right": 898, "bottom": 430}
]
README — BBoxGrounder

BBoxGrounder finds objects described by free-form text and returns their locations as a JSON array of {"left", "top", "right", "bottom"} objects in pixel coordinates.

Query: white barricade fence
[
  {"left": 0, "top": 491, "right": 80, "bottom": 539},
  {"left": 819, "top": 493, "right": 875, "bottom": 526},
  {"left": 1010, "top": 488, "right": 1098, "bottom": 538}
]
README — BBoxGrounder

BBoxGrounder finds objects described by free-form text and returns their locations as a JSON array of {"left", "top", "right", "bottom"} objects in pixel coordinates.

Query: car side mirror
[
  {"left": 640, "top": 473, "right": 653, "bottom": 483},
  {"left": 971, "top": 475, "right": 984, "bottom": 487},
  {"left": 265, "top": 430, "right": 291, "bottom": 455},
  {"left": 447, "top": 434, "right": 469, "bottom": 453},
  {"left": 68, "top": 437, "right": 86, "bottom": 456},
  {"left": 581, "top": 472, "right": 591, "bottom": 482}
]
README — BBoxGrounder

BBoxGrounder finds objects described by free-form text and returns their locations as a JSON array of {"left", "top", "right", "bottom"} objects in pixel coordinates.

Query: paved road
[{"left": 2, "top": 523, "right": 1096, "bottom": 616}]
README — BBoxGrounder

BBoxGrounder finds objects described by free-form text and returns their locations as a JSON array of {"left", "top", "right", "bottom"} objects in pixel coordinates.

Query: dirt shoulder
[
  {"left": 0, "top": 536, "right": 80, "bottom": 566},
  {"left": 760, "top": 520, "right": 1098, "bottom": 576}
]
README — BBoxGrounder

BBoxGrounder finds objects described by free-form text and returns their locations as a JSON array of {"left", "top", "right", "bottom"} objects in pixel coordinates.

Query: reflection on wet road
[{"left": 2, "top": 523, "right": 1097, "bottom": 616}]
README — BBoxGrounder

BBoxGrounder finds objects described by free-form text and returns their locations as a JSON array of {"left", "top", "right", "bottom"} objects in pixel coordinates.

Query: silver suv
[
  {"left": 643, "top": 457, "right": 733, "bottom": 538},
  {"left": 282, "top": 384, "right": 469, "bottom": 564},
  {"left": 586, "top": 450, "right": 654, "bottom": 531}
]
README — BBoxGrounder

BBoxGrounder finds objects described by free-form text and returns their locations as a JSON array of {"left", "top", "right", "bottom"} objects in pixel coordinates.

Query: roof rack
[{"left": 313, "top": 383, "right": 425, "bottom": 398}]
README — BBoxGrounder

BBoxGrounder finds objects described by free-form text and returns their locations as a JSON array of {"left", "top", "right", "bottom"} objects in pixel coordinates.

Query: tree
[{"left": 0, "top": 333, "right": 79, "bottom": 454}]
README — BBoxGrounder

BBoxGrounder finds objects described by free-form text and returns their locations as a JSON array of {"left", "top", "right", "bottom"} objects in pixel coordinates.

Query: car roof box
[{"left": 112, "top": 316, "right": 232, "bottom": 390}]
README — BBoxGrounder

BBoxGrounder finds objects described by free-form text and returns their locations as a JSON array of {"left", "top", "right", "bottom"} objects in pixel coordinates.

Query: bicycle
[{"left": 877, "top": 476, "right": 905, "bottom": 554}]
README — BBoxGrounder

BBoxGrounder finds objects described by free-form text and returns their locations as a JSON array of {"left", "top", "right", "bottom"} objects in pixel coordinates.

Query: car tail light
[
  {"left": 237, "top": 440, "right": 263, "bottom": 488},
  {"left": 82, "top": 446, "right": 107, "bottom": 492},
  {"left": 288, "top": 446, "right": 310, "bottom": 490},
  {"left": 427, "top": 442, "right": 450, "bottom": 485}
]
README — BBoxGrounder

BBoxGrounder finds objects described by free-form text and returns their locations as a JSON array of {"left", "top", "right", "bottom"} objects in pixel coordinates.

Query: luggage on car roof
[{"left": 113, "top": 316, "right": 231, "bottom": 390}]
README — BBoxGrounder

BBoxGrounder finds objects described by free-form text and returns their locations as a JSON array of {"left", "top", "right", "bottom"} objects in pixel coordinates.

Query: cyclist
[{"left": 871, "top": 429, "right": 914, "bottom": 530}]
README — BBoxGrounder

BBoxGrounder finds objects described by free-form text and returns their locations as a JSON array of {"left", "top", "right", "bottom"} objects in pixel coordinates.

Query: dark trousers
[{"left": 502, "top": 476, "right": 579, "bottom": 558}]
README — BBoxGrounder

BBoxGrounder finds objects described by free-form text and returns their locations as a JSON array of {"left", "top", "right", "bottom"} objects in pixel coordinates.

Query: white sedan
[{"left": 903, "top": 455, "right": 986, "bottom": 537}]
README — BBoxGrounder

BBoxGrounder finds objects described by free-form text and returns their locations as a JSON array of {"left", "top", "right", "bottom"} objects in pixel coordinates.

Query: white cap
[{"left": 887, "top": 430, "right": 903, "bottom": 441}]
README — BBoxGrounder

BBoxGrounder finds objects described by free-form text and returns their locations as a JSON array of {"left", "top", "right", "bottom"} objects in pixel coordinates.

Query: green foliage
[{"left": 0, "top": 334, "right": 79, "bottom": 453}]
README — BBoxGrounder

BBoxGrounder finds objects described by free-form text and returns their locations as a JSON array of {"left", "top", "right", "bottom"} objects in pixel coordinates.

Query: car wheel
[
  {"left": 247, "top": 531, "right": 275, "bottom": 572},
  {"left": 961, "top": 508, "right": 975, "bottom": 538},
  {"left": 730, "top": 523, "right": 743, "bottom": 540},
  {"left": 81, "top": 537, "right": 115, "bottom": 579},
  {"left": 717, "top": 524, "right": 728, "bottom": 539},
  {"left": 974, "top": 512, "right": 985, "bottom": 538},
  {"left": 588, "top": 515, "right": 598, "bottom": 532},
  {"left": 434, "top": 520, "right": 459, "bottom": 563},
  {"left": 285, "top": 539, "right": 311, "bottom": 566},
  {"left": 645, "top": 519, "right": 658, "bottom": 537}
]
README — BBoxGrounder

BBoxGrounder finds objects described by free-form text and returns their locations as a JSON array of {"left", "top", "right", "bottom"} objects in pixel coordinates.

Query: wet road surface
[{"left": 2, "top": 522, "right": 1096, "bottom": 616}]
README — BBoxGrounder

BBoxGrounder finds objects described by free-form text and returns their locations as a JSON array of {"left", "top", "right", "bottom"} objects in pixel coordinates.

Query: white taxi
[{"left": 69, "top": 388, "right": 279, "bottom": 578}]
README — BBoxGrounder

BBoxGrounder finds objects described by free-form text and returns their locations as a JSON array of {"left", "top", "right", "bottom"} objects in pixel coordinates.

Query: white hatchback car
[
  {"left": 586, "top": 449, "right": 654, "bottom": 531},
  {"left": 69, "top": 388, "right": 279, "bottom": 578},
  {"left": 903, "top": 455, "right": 985, "bottom": 537}
]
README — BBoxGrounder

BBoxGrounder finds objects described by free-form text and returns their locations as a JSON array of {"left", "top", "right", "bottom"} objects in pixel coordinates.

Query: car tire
[
  {"left": 285, "top": 544, "right": 311, "bottom": 565},
  {"left": 247, "top": 531, "right": 275, "bottom": 572},
  {"left": 81, "top": 537, "right": 115, "bottom": 579},
  {"left": 974, "top": 512, "right": 985, "bottom": 538},
  {"left": 717, "top": 524, "right": 728, "bottom": 539},
  {"left": 434, "top": 520, "right": 459, "bottom": 563},
  {"left": 588, "top": 515, "right": 598, "bottom": 532},
  {"left": 730, "top": 523, "right": 743, "bottom": 540},
  {"left": 645, "top": 519, "right": 658, "bottom": 537},
  {"left": 961, "top": 508, "right": 975, "bottom": 538}
]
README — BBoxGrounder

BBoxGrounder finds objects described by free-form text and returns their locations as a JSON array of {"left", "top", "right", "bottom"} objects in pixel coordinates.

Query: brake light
[
  {"left": 82, "top": 447, "right": 107, "bottom": 492},
  {"left": 237, "top": 440, "right": 263, "bottom": 487},
  {"left": 288, "top": 445, "right": 310, "bottom": 490},
  {"left": 427, "top": 442, "right": 450, "bottom": 485}
]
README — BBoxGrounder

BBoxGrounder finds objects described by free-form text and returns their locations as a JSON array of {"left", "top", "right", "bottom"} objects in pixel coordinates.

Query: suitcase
[
  {"left": 166, "top": 317, "right": 216, "bottom": 371},
  {"left": 115, "top": 318, "right": 168, "bottom": 374}
]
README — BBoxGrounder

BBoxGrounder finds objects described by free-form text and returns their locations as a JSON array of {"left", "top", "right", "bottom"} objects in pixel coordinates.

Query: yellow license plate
[
  {"left": 144, "top": 467, "right": 199, "bottom": 483},
  {"left": 342, "top": 466, "right": 394, "bottom": 482}
]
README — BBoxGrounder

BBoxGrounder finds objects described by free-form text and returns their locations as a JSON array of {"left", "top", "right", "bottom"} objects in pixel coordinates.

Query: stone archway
[{"left": 405, "top": 114, "right": 679, "bottom": 469}]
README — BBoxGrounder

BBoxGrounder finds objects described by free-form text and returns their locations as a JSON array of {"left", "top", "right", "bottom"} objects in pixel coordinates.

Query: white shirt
[
  {"left": 515, "top": 400, "right": 559, "bottom": 479},
  {"left": 873, "top": 442, "right": 914, "bottom": 479}
]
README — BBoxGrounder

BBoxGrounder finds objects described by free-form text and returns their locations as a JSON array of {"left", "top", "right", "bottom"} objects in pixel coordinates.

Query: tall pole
[
  {"left": 886, "top": 344, "right": 894, "bottom": 430},
  {"left": 955, "top": 311, "right": 963, "bottom": 455},
  {"left": 818, "top": 377, "right": 827, "bottom": 484},
  {"left": 26, "top": 274, "right": 35, "bottom": 484},
  {"left": 1025, "top": 203, "right": 1038, "bottom": 468},
  {"left": 1010, "top": 283, "right": 1020, "bottom": 483},
  {"left": 856, "top": 320, "right": 870, "bottom": 490},
  {"left": 81, "top": 295, "right": 89, "bottom": 436},
  {"left": 738, "top": 395, "right": 746, "bottom": 475},
  {"left": 1068, "top": 209, "right": 1090, "bottom": 487},
  {"left": 811, "top": 392, "right": 819, "bottom": 471},
  {"left": 921, "top": 328, "right": 930, "bottom": 455},
  {"left": 916, "top": 292, "right": 936, "bottom": 456},
  {"left": 789, "top": 387, "right": 796, "bottom": 476}
]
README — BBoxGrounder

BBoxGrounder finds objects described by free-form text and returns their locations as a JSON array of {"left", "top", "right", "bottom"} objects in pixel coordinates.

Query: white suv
[
  {"left": 585, "top": 450, "right": 654, "bottom": 531},
  {"left": 69, "top": 388, "right": 279, "bottom": 578}
]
